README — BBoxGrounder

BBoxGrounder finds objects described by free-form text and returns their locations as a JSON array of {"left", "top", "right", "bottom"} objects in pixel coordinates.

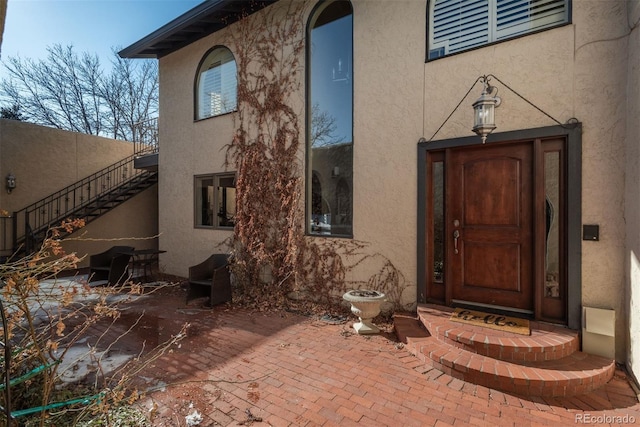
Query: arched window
[
  {"left": 307, "top": 0, "right": 353, "bottom": 237},
  {"left": 428, "top": 0, "right": 569, "bottom": 60},
  {"left": 195, "top": 46, "right": 237, "bottom": 120}
]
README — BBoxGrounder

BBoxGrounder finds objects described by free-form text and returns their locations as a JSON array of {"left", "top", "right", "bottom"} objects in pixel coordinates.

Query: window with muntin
[{"left": 194, "top": 173, "right": 236, "bottom": 229}]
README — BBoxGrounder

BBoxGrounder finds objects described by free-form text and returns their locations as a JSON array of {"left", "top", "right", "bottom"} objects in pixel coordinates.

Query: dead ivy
[
  {"left": 0, "top": 220, "right": 187, "bottom": 426},
  {"left": 224, "top": 0, "right": 306, "bottom": 305},
  {"left": 225, "top": 0, "right": 412, "bottom": 314}
]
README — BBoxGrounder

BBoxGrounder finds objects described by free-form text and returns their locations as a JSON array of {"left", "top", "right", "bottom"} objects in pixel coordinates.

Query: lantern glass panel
[{"left": 474, "top": 102, "right": 494, "bottom": 128}]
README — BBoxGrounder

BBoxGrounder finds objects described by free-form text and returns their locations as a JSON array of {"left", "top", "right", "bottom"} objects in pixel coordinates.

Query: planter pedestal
[{"left": 343, "top": 290, "right": 386, "bottom": 334}]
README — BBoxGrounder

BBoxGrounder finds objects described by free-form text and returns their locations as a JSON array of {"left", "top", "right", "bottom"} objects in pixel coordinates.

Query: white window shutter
[
  {"left": 496, "top": 0, "right": 568, "bottom": 40},
  {"left": 428, "top": 0, "right": 568, "bottom": 59},
  {"left": 431, "top": 0, "right": 489, "bottom": 57},
  {"left": 197, "top": 48, "right": 238, "bottom": 119}
]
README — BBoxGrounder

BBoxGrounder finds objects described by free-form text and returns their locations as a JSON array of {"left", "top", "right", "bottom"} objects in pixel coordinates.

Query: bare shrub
[{"left": 0, "top": 220, "right": 186, "bottom": 426}]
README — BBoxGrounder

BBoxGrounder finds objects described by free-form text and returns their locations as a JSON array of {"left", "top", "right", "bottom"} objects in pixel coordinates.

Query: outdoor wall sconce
[
  {"left": 472, "top": 76, "right": 502, "bottom": 144},
  {"left": 5, "top": 173, "right": 16, "bottom": 194},
  {"left": 331, "top": 166, "right": 340, "bottom": 178}
]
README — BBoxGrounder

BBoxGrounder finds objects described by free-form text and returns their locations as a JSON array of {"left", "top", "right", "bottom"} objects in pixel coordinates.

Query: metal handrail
[
  {"left": 133, "top": 117, "right": 158, "bottom": 156},
  {"left": 1, "top": 118, "right": 159, "bottom": 257},
  {"left": 0, "top": 217, "right": 12, "bottom": 261},
  {"left": 11, "top": 153, "right": 149, "bottom": 253}
]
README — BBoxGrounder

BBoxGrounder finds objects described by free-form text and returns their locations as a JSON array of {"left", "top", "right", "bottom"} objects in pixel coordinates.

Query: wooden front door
[{"left": 446, "top": 142, "right": 534, "bottom": 312}]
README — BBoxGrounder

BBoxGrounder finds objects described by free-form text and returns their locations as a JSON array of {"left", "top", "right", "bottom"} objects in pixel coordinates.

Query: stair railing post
[
  {"left": 11, "top": 211, "right": 17, "bottom": 255},
  {"left": 24, "top": 209, "right": 30, "bottom": 254}
]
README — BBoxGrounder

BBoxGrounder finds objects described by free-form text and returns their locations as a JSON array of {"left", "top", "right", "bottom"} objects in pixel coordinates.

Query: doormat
[{"left": 450, "top": 308, "right": 530, "bottom": 336}]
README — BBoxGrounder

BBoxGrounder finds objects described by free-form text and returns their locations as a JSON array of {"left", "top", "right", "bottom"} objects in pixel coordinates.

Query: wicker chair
[
  {"left": 89, "top": 246, "right": 134, "bottom": 286},
  {"left": 187, "top": 254, "right": 232, "bottom": 307}
]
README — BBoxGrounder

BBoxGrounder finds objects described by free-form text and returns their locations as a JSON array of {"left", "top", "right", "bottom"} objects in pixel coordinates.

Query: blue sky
[{"left": 1, "top": 0, "right": 203, "bottom": 67}]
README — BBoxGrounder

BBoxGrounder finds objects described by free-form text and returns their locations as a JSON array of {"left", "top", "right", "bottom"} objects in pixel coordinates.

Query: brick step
[
  {"left": 393, "top": 311, "right": 616, "bottom": 397},
  {"left": 417, "top": 304, "right": 579, "bottom": 362}
]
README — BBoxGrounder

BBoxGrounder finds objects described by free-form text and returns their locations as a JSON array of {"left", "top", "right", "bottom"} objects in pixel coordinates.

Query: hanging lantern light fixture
[{"left": 472, "top": 76, "right": 502, "bottom": 143}]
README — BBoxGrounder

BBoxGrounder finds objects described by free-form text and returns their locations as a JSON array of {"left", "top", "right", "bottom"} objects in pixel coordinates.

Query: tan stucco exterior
[
  {"left": 423, "top": 1, "right": 631, "bottom": 363},
  {"left": 0, "top": 119, "right": 158, "bottom": 267},
  {"left": 625, "top": 0, "right": 640, "bottom": 390},
  {"left": 154, "top": 0, "right": 639, "bottom": 374}
]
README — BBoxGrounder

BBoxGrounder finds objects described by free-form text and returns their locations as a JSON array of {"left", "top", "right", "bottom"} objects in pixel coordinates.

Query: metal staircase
[{"left": 9, "top": 153, "right": 157, "bottom": 257}]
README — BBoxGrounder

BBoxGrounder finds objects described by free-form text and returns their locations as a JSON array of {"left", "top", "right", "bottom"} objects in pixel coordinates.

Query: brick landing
[{"left": 394, "top": 304, "right": 616, "bottom": 397}]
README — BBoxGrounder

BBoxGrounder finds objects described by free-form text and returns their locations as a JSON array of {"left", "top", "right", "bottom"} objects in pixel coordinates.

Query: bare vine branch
[{"left": 225, "top": 1, "right": 411, "bottom": 314}]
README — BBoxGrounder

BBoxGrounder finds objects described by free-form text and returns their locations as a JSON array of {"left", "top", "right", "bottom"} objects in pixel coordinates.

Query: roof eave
[
  {"left": 119, "top": 0, "right": 229, "bottom": 59},
  {"left": 118, "top": 0, "right": 277, "bottom": 59}
]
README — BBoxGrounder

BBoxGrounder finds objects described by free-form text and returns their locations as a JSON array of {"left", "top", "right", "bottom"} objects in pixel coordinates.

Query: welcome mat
[{"left": 450, "top": 308, "right": 530, "bottom": 336}]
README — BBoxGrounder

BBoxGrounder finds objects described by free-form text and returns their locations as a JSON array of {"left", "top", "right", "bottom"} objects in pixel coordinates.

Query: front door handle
[{"left": 453, "top": 229, "right": 460, "bottom": 254}]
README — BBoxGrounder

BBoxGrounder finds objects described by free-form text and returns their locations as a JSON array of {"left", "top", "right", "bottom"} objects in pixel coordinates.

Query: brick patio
[{"left": 93, "top": 285, "right": 640, "bottom": 426}]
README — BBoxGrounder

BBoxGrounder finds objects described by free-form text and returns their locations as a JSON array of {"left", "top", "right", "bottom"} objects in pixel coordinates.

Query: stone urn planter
[{"left": 343, "top": 289, "right": 386, "bottom": 334}]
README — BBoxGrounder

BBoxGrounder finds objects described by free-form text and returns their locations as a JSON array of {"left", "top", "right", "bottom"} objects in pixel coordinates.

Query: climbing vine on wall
[
  {"left": 225, "top": 0, "right": 306, "bottom": 305},
  {"left": 226, "top": 1, "right": 411, "bottom": 312}
]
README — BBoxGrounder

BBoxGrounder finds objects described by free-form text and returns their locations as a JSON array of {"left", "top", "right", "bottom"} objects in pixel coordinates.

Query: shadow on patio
[{"left": 70, "top": 280, "right": 640, "bottom": 427}]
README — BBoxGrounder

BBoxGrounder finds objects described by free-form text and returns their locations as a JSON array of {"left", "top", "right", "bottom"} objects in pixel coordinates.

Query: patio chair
[
  {"left": 89, "top": 246, "right": 134, "bottom": 286},
  {"left": 187, "top": 254, "right": 232, "bottom": 307}
]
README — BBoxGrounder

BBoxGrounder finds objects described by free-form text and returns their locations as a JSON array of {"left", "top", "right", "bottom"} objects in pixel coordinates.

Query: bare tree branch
[{"left": 0, "top": 44, "right": 157, "bottom": 141}]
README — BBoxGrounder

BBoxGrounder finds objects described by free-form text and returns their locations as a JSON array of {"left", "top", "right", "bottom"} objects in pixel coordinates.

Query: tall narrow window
[
  {"left": 432, "top": 161, "right": 444, "bottom": 282},
  {"left": 307, "top": 0, "right": 353, "bottom": 237},
  {"left": 539, "top": 139, "right": 566, "bottom": 322},
  {"left": 195, "top": 47, "right": 237, "bottom": 119},
  {"left": 426, "top": 151, "right": 445, "bottom": 303},
  {"left": 428, "top": 0, "right": 569, "bottom": 59}
]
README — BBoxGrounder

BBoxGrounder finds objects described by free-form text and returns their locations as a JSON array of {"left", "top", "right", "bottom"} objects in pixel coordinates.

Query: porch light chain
[
  {"left": 487, "top": 74, "right": 577, "bottom": 129},
  {"left": 426, "top": 74, "right": 578, "bottom": 143},
  {"left": 427, "top": 76, "right": 484, "bottom": 142}
]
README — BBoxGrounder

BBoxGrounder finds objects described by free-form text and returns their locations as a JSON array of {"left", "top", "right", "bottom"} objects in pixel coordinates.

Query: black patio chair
[
  {"left": 186, "top": 254, "right": 232, "bottom": 307},
  {"left": 89, "top": 246, "right": 134, "bottom": 286}
]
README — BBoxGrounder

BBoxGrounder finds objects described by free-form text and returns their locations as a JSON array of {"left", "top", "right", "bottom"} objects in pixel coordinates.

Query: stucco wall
[
  {"left": 575, "top": 5, "right": 628, "bottom": 362},
  {"left": 351, "top": 1, "right": 424, "bottom": 304},
  {"left": 157, "top": 0, "right": 424, "bottom": 306},
  {"left": 158, "top": 1, "right": 308, "bottom": 277},
  {"left": 423, "top": 1, "right": 630, "bottom": 360},
  {"left": 158, "top": 43, "right": 237, "bottom": 274},
  {"left": 157, "top": 0, "right": 634, "bottom": 360},
  {"left": 626, "top": 0, "right": 640, "bottom": 387},
  {"left": 0, "top": 119, "right": 158, "bottom": 267}
]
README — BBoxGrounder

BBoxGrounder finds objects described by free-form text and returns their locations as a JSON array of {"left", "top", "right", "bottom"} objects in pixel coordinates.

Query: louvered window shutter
[
  {"left": 219, "top": 60, "right": 237, "bottom": 115},
  {"left": 197, "top": 48, "right": 238, "bottom": 119},
  {"left": 429, "top": 0, "right": 568, "bottom": 59},
  {"left": 200, "top": 65, "right": 222, "bottom": 117},
  {"left": 430, "top": 0, "right": 489, "bottom": 59},
  {"left": 496, "top": 0, "right": 568, "bottom": 40}
]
